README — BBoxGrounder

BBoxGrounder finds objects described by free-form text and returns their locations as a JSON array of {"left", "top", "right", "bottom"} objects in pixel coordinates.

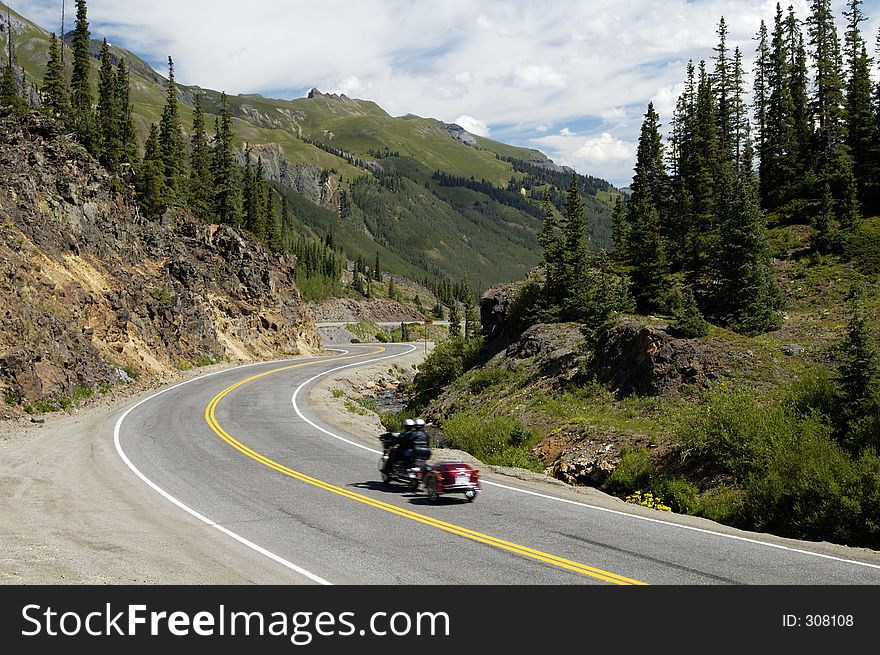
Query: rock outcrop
[
  {"left": 589, "top": 318, "right": 725, "bottom": 396},
  {"left": 0, "top": 111, "right": 321, "bottom": 410}
]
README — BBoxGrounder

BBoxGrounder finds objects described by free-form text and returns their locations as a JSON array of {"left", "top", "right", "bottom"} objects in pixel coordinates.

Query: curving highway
[{"left": 115, "top": 344, "right": 880, "bottom": 585}]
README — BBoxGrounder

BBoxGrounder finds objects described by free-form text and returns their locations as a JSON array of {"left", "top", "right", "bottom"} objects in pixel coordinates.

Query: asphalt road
[{"left": 116, "top": 344, "right": 880, "bottom": 585}]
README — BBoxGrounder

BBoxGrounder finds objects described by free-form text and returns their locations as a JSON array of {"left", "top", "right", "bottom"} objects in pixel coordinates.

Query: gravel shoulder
[{"left": 0, "top": 362, "right": 318, "bottom": 585}]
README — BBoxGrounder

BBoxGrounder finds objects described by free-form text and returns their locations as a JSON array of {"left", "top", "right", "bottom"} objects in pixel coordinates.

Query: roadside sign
[{"left": 424, "top": 318, "right": 433, "bottom": 325}]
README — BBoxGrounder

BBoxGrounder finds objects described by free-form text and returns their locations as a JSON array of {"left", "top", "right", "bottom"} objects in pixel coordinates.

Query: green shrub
[
  {"left": 653, "top": 477, "right": 699, "bottom": 514},
  {"left": 677, "top": 388, "right": 803, "bottom": 479},
  {"left": 784, "top": 367, "right": 837, "bottom": 420},
  {"left": 603, "top": 446, "right": 654, "bottom": 496},
  {"left": 408, "top": 336, "right": 483, "bottom": 407},
  {"left": 465, "top": 366, "right": 513, "bottom": 394},
  {"left": 441, "top": 412, "right": 542, "bottom": 471},
  {"left": 696, "top": 485, "right": 745, "bottom": 524},
  {"left": 845, "top": 216, "right": 880, "bottom": 274},
  {"left": 72, "top": 386, "right": 94, "bottom": 404},
  {"left": 741, "top": 419, "right": 861, "bottom": 544}
]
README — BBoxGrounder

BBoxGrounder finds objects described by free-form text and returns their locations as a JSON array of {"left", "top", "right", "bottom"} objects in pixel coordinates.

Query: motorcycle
[
  {"left": 378, "top": 432, "right": 428, "bottom": 490},
  {"left": 378, "top": 432, "right": 481, "bottom": 503}
]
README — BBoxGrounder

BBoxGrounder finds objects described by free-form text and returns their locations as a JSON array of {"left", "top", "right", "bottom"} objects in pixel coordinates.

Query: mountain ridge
[{"left": 1, "top": 1, "right": 619, "bottom": 289}]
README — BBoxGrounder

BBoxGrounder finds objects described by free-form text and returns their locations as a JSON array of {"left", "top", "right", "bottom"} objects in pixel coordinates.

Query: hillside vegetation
[{"left": 0, "top": 1, "right": 616, "bottom": 290}]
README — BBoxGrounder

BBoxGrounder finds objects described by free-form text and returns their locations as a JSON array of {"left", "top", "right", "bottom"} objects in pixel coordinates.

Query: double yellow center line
[{"left": 204, "top": 349, "right": 646, "bottom": 585}]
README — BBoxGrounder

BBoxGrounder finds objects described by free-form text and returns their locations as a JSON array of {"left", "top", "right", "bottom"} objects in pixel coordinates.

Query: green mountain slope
[{"left": 1, "top": 2, "right": 617, "bottom": 288}]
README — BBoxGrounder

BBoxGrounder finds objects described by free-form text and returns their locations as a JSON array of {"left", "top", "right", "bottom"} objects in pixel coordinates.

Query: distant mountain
[{"left": 1, "top": 2, "right": 620, "bottom": 289}]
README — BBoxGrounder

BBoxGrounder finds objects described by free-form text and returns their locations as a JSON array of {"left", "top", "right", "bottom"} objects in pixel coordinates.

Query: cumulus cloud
[
  {"left": 533, "top": 130, "right": 636, "bottom": 186},
  {"left": 453, "top": 115, "right": 490, "bottom": 137},
  {"left": 14, "top": 0, "right": 880, "bottom": 185}
]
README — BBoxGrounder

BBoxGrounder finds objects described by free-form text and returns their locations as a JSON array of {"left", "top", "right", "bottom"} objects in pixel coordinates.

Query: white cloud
[
  {"left": 15, "top": 0, "right": 880, "bottom": 186},
  {"left": 453, "top": 115, "right": 490, "bottom": 137},
  {"left": 533, "top": 130, "right": 636, "bottom": 186},
  {"left": 535, "top": 124, "right": 548, "bottom": 132}
]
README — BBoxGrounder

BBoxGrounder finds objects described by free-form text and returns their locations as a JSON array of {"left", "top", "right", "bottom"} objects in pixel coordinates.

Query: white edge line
[
  {"left": 291, "top": 346, "right": 880, "bottom": 574},
  {"left": 113, "top": 355, "right": 344, "bottom": 586}
]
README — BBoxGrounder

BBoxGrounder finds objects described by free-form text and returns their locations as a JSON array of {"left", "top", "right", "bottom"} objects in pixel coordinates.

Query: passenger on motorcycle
[{"left": 409, "top": 419, "right": 431, "bottom": 463}]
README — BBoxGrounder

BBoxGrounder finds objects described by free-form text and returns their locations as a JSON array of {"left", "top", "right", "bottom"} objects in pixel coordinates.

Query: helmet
[
  {"left": 415, "top": 419, "right": 426, "bottom": 427},
  {"left": 403, "top": 419, "right": 416, "bottom": 430}
]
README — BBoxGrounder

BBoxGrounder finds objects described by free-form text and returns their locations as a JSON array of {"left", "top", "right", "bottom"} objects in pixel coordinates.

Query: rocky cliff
[{"left": 0, "top": 111, "right": 321, "bottom": 413}]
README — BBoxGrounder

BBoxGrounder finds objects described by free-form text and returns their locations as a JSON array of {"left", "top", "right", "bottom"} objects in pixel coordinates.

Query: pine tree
[
  {"left": 448, "top": 304, "right": 462, "bottom": 338},
  {"left": 716, "top": 164, "right": 781, "bottom": 334},
  {"left": 96, "top": 39, "right": 120, "bottom": 172},
  {"left": 266, "top": 189, "right": 283, "bottom": 252},
  {"left": 787, "top": 12, "right": 812, "bottom": 184},
  {"left": 158, "top": 57, "right": 186, "bottom": 205},
  {"left": 539, "top": 197, "right": 563, "bottom": 300},
  {"left": 253, "top": 157, "right": 268, "bottom": 242},
  {"left": 42, "top": 33, "right": 68, "bottom": 119},
  {"left": 835, "top": 285, "right": 880, "bottom": 453},
  {"left": 212, "top": 93, "right": 241, "bottom": 225},
  {"left": 730, "top": 47, "right": 751, "bottom": 172},
  {"left": 0, "top": 60, "right": 20, "bottom": 112},
  {"left": 387, "top": 277, "right": 397, "bottom": 301},
  {"left": 754, "top": 20, "right": 771, "bottom": 201},
  {"left": 115, "top": 58, "right": 138, "bottom": 166},
  {"left": 281, "top": 194, "right": 292, "bottom": 235},
  {"left": 561, "top": 174, "right": 587, "bottom": 293},
  {"left": 374, "top": 253, "right": 382, "bottom": 281},
  {"left": 1, "top": 8, "right": 24, "bottom": 114},
  {"left": 627, "top": 193, "right": 669, "bottom": 315},
  {"left": 843, "top": 0, "right": 875, "bottom": 213},
  {"left": 611, "top": 195, "right": 628, "bottom": 260},
  {"left": 671, "top": 286, "right": 709, "bottom": 338},
  {"left": 137, "top": 124, "right": 166, "bottom": 216},
  {"left": 69, "top": 0, "right": 93, "bottom": 147},
  {"left": 763, "top": 3, "right": 797, "bottom": 210},
  {"left": 808, "top": 0, "right": 856, "bottom": 220},
  {"left": 713, "top": 17, "right": 733, "bottom": 160},
  {"left": 187, "top": 92, "right": 213, "bottom": 220},
  {"left": 630, "top": 102, "right": 667, "bottom": 212}
]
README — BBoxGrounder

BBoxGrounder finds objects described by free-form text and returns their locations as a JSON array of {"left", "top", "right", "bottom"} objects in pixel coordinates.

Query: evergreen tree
[
  {"left": 387, "top": 277, "right": 397, "bottom": 301},
  {"left": 671, "top": 286, "right": 709, "bottom": 338},
  {"left": 630, "top": 102, "right": 667, "bottom": 211},
  {"left": 730, "top": 47, "right": 751, "bottom": 171},
  {"left": 464, "top": 301, "right": 479, "bottom": 339},
  {"left": 115, "top": 58, "right": 138, "bottom": 166},
  {"left": 0, "top": 59, "right": 20, "bottom": 112},
  {"left": 158, "top": 57, "right": 186, "bottom": 205},
  {"left": 835, "top": 285, "right": 880, "bottom": 453},
  {"left": 627, "top": 193, "right": 669, "bottom": 315},
  {"left": 188, "top": 92, "right": 213, "bottom": 220},
  {"left": 753, "top": 20, "right": 771, "bottom": 199},
  {"left": 538, "top": 197, "right": 563, "bottom": 306},
  {"left": 137, "top": 124, "right": 166, "bottom": 216},
  {"left": 266, "top": 189, "right": 283, "bottom": 252},
  {"left": 763, "top": 3, "right": 797, "bottom": 210},
  {"left": 69, "top": 0, "right": 93, "bottom": 147},
  {"left": 787, "top": 11, "right": 812, "bottom": 185},
  {"left": 713, "top": 17, "right": 734, "bottom": 160},
  {"left": 211, "top": 93, "right": 241, "bottom": 225},
  {"left": 716, "top": 164, "right": 781, "bottom": 334},
  {"left": 448, "top": 304, "right": 462, "bottom": 338},
  {"left": 611, "top": 195, "right": 628, "bottom": 260},
  {"left": 808, "top": 0, "right": 857, "bottom": 220},
  {"left": 561, "top": 174, "right": 587, "bottom": 293},
  {"left": 42, "top": 33, "right": 68, "bottom": 119},
  {"left": 96, "top": 39, "right": 120, "bottom": 172},
  {"left": 374, "top": 253, "right": 382, "bottom": 281},
  {"left": 843, "top": 0, "right": 875, "bottom": 213},
  {"left": 812, "top": 183, "right": 839, "bottom": 253},
  {"left": 281, "top": 194, "right": 292, "bottom": 234}
]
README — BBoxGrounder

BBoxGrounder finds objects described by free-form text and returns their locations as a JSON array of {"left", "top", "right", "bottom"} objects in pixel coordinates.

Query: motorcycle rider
[{"left": 385, "top": 418, "right": 415, "bottom": 473}]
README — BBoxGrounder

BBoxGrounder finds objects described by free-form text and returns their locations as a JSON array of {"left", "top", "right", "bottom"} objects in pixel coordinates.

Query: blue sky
[{"left": 10, "top": 0, "right": 880, "bottom": 187}]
